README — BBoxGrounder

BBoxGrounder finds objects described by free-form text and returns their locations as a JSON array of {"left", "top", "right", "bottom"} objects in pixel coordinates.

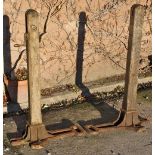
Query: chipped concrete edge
[{"left": 3, "top": 76, "right": 152, "bottom": 114}]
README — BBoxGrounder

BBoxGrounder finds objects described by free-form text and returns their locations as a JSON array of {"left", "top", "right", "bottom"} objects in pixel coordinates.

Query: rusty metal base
[
  {"left": 10, "top": 110, "right": 147, "bottom": 148},
  {"left": 83, "top": 110, "right": 146, "bottom": 135},
  {"left": 116, "top": 110, "right": 140, "bottom": 127},
  {"left": 10, "top": 124, "right": 49, "bottom": 146},
  {"left": 10, "top": 123, "right": 86, "bottom": 147},
  {"left": 84, "top": 123, "right": 145, "bottom": 135}
]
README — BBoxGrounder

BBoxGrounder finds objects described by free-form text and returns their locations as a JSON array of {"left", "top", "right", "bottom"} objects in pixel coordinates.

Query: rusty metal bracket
[
  {"left": 83, "top": 110, "right": 145, "bottom": 135},
  {"left": 10, "top": 123, "right": 86, "bottom": 146}
]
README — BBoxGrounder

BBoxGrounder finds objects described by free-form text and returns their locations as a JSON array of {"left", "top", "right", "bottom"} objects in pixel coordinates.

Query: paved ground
[{"left": 3, "top": 89, "right": 152, "bottom": 155}]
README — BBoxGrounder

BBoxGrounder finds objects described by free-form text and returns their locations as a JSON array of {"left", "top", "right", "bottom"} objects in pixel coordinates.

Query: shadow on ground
[{"left": 45, "top": 98, "right": 119, "bottom": 131}]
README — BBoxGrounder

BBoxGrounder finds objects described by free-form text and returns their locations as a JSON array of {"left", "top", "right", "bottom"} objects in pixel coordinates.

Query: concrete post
[
  {"left": 118, "top": 4, "right": 145, "bottom": 126},
  {"left": 123, "top": 4, "right": 144, "bottom": 111},
  {"left": 26, "top": 9, "right": 42, "bottom": 125}
]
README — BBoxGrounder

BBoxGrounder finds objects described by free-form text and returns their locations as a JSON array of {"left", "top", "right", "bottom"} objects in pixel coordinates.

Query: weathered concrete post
[
  {"left": 11, "top": 9, "right": 49, "bottom": 146},
  {"left": 119, "top": 4, "right": 145, "bottom": 126},
  {"left": 26, "top": 9, "right": 42, "bottom": 125},
  {"left": 11, "top": 9, "right": 86, "bottom": 147},
  {"left": 25, "top": 9, "right": 49, "bottom": 142}
]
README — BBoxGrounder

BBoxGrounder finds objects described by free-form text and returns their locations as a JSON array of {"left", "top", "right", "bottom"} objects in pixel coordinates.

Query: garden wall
[{"left": 3, "top": 0, "right": 152, "bottom": 89}]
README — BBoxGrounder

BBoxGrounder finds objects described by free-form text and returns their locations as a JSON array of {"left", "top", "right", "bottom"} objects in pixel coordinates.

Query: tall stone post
[
  {"left": 119, "top": 4, "right": 145, "bottom": 126},
  {"left": 26, "top": 9, "right": 42, "bottom": 125},
  {"left": 11, "top": 9, "right": 85, "bottom": 147},
  {"left": 11, "top": 10, "right": 49, "bottom": 146},
  {"left": 24, "top": 9, "right": 49, "bottom": 142}
]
